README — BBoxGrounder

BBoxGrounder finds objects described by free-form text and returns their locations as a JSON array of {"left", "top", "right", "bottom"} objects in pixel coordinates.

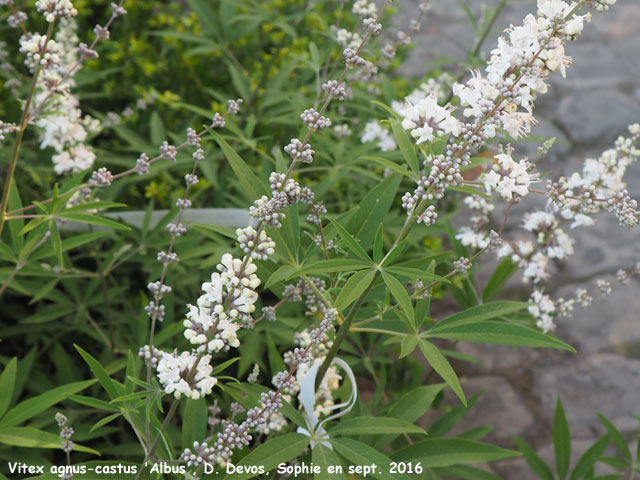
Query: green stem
[
  {"left": 134, "top": 398, "right": 180, "bottom": 480},
  {"left": 314, "top": 281, "right": 375, "bottom": 390},
  {"left": 0, "top": 21, "right": 55, "bottom": 236}
]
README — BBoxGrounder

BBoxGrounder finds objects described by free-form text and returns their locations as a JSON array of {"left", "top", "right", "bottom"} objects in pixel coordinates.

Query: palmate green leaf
[
  {"left": 391, "top": 438, "right": 520, "bottom": 467},
  {"left": 56, "top": 213, "right": 131, "bottom": 231},
  {"left": 419, "top": 340, "right": 466, "bottom": 406},
  {"left": 426, "top": 321, "right": 576, "bottom": 352},
  {"left": 313, "top": 443, "right": 346, "bottom": 480},
  {"left": 328, "top": 417, "right": 426, "bottom": 436},
  {"left": 374, "top": 384, "right": 445, "bottom": 449},
  {"left": 0, "top": 380, "right": 95, "bottom": 428},
  {"left": 514, "top": 436, "right": 555, "bottom": 480},
  {"left": 330, "top": 219, "right": 371, "bottom": 262},
  {"left": 554, "top": 398, "right": 572, "bottom": 480},
  {"left": 74, "top": 345, "right": 122, "bottom": 400},
  {"left": 331, "top": 437, "right": 410, "bottom": 480},
  {"left": 208, "top": 129, "right": 269, "bottom": 201},
  {"left": 390, "top": 119, "right": 420, "bottom": 176},
  {"left": 291, "top": 259, "right": 371, "bottom": 278},
  {"left": 381, "top": 271, "right": 415, "bottom": 325},
  {"left": 482, "top": 259, "right": 519, "bottom": 302},
  {"left": 0, "top": 358, "right": 17, "bottom": 418},
  {"left": 430, "top": 301, "right": 530, "bottom": 332},
  {"left": 0, "top": 427, "right": 100, "bottom": 455},
  {"left": 222, "top": 433, "right": 308, "bottom": 480},
  {"left": 570, "top": 435, "right": 610, "bottom": 480},
  {"left": 334, "top": 269, "right": 376, "bottom": 312}
]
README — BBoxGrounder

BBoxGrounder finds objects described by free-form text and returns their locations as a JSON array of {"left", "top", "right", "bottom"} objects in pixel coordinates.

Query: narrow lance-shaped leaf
[
  {"left": 554, "top": 397, "right": 572, "bottom": 480},
  {"left": 426, "top": 321, "right": 576, "bottom": 352},
  {"left": 222, "top": 433, "right": 309, "bottom": 480},
  {"left": 334, "top": 269, "right": 376, "bottom": 313},
  {"left": 381, "top": 271, "right": 415, "bottom": 326},
  {"left": 392, "top": 438, "right": 520, "bottom": 467},
  {"left": 419, "top": 340, "right": 466, "bottom": 406},
  {"left": 328, "top": 417, "right": 427, "bottom": 436},
  {"left": 430, "top": 301, "right": 530, "bottom": 332},
  {"left": 514, "top": 436, "right": 555, "bottom": 480},
  {"left": 330, "top": 218, "right": 371, "bottom": 262},
  {"left": 0, "top": 358, "right": 17, "bottom": 419}
]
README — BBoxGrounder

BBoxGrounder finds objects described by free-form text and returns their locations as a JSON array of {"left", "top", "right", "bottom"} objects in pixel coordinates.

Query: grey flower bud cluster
[
  {"left": 93, "top": 25, "right": 110, "bottom": 40},
  {"left": 110, "top": 2, "right": 126, "bottom": 16},
  {"left": 322, "top": 80, "right": 348, "bottom": 100},
  {"left": 185, "top": 173, "right": 199, "bottom": 186},
  {"left": 176, "top": 198, "right": 192, "bottom": 209},
  {"left": 136, "top": 153, "right": 150, "bottom": 174},
  {"left": 90, "top": 167, "right": 113, "bottom": 186},
  {"left": 193, "top": 148, "right": 205, "bottom": 163},
  {"left": 148, "top": 281, "right": 171, "bottom": 298},
  {"left": 166, "top": 223, "right": 187, "bottom": 237},
  {"left": 236, "top": 226, "right": 275, "bottom": 260},
  {"left": 261, "top": 305, "right": 277, "bottom": 321},
  {"left": 343, "top": 48, "right": 366, "bottom": 68},
  {"left": 453, "top": 257, "right": 472, "bottom": 272},
  {"left": 144, "top": 301, "right": 165, "bottom": 321},
  {"left": 160, "top": 141, "right": 177, "bottom": 162},
  {"left": 78, "top": 43, "right": 98, "bottom": 59},
  {"left": 36, "top": 0, "right": 77, "bottom": 22},
  {"left": 227, "top": 98, "right": 243, "bottom": 115},
  {"left": 186, "top": 127, "right": 200, "bottom": 146},
  {"left": 138, "top": 345, "right": 163, "bottom": 368},
  {"left": 211, "top": 112, "right": 226, "bottom": 128},
  {"left": 363, "top": 17, "right": 382, "bottom": 35},
  {"left": 284, "top": 138, "right": 314, "bottom": 163},
  {"left": 300, "top": 108, "right": 331, "bottom": 130},
  {"left": 157, "top": 251, "right": 179, "bottom": 264}
]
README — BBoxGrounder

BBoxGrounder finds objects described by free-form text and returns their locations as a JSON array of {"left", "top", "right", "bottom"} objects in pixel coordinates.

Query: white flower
[
  {"left": 452, "top": 71, "right": 499, "bottom": 118},
  {"left": 528, "top": 288, "right": 556, "bottom": 333},
  {"left": 483, "top": 149, "right": 536, "bottom": 201},
  {"left": 156, "top": 351, "right": 217, "bottom": 399},
  {"left": 464, "top": 195, "right": 495, "bottom": 214},
  {"left": 522, "top": 211, "right": 556, "bottom": 232},
  {"left": 399, "top": 94, "right": 461, "bottom": 144},
  {"left": 523, "top": 251, "right": 550, "bottom": 283},
  {"left": 352, "top": 0, "right": 377, "bottom": 18},
  {"left": 52, "top": 144, "right": 95, "bottom": 174},
  {"left": 455, "top": 227, "right": 489, "bottom": 249},
  {"left": 360, "top": 120, "right": 396, "bottom": 151}
]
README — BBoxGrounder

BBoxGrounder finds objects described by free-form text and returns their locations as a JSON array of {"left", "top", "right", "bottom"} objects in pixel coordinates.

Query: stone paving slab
[{"left": 396, "top": 0, "right": 640, "bottom": 472}]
